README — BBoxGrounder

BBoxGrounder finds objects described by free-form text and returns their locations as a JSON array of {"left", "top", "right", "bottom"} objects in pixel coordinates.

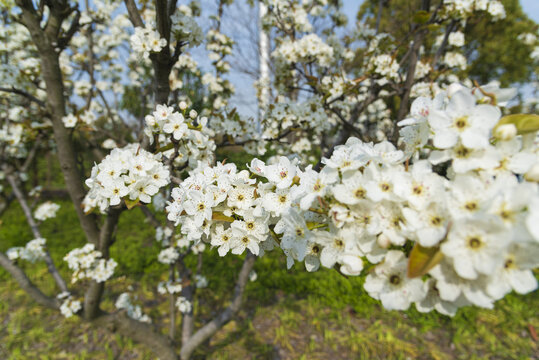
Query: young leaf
[
  {"left": 407, "top": 243, "right": 443, "bottom": 278},
  {"left": 494, "top": 114, "right": 539, "bottom": 135},
  {"left": 212, "top": 212, "right": 234, "bottom": 222},
  {"left": 124, "top": 198, "right": 139, "bottom": 210}
]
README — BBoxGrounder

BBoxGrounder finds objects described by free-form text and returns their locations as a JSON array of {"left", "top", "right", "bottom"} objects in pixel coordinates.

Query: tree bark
[{"left": 16, "top": 0, "right": 101, "bottom": 246}]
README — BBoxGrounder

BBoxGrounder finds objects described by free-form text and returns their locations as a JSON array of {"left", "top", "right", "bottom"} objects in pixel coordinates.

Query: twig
[
  {"left": 123, "top": 0, "right": 144, "bottom": 27},
  {"left": 0, "top": 252, "right": 59, "bottom": 309},
  {"left": 5, "top": 170, "right": 68, "bottom": 293},
  {"left": 0, "top": 86, "right": 46, "bottom": 107},
  {"left": 179, "top": 251, "right": 256, "bottom": 360}
]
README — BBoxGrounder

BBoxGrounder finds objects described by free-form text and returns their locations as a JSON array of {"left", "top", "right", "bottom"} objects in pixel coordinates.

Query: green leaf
[
  {"left": 124, "top": 198, "right": 139, "bottom": 210},
  {"left": 413, "top": 10, "right": 430, "bottom": 24},
  {"left": 212, "top": 212, "right": 234, "bottom": 222},
  {"left": 407, "top": 243, "right": 443, "bottom": 278},
  {"left": 494, "top": 114, "right": 539, "bottom": 135},
  {"left": 156, "top": 143, "right": 174, "bottom": 153}
]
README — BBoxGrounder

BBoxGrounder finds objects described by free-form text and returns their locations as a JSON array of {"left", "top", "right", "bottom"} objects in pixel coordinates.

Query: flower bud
[
  {"left": 525, "top": 163, "right": 539, "bottom": 182},
  {"left": 189, "top": 109, "right": 198, "bottom": 119},
  {"left": 145, "top": 114, "right": 156, "bottom": 126},
  {"left": 493, "top": 124, "right": 517, "bottom": 141},
  {"left": 179, "top": 101, "right": 188, "bottom": 110},
  {"left": 377, "top": 234, "right": 391, "bottom": 248}
]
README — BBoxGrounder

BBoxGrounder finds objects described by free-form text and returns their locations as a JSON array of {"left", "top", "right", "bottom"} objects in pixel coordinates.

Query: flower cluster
[
  {"left": 157, "top": 247, "right": 180, "bottom": 264},
  {"left": 171, "top": 11, "right": 203, "bottom": 47},
  {"left": 130, "top": 25, "right": 167, "bottom": 59},
  {"left": 143, "top": 104, "right": 216, "bottom": 170},
  {"left": 34, "top": 201, "right": 60, "bottom": 221},
  {"left": 58, "top": 292, "right": 82, "bottom": 318},
  {"left": 84, "top": 144, "right": 170, "bottom": 212},
  {"left": 0, "top": 122, "right": 27, "bottom": 158},
  {"left": 206, "top": 29, "right": 233, "bottom": 73},
  {"left": 63, "top": 244, "right": 117, "bottom": 283},
  {"left": 166, "top": 83, "right": 538, "bottom": 315},
  {"left": 273, "top": 34, "right": 334, "bottom": 67},
  {"left": 443, "top": 0, "right": 506, "bottom": 20},
  {"left": 176, "top": 296, "right": 192, "bottom": 313},
  {"left": 166, "top": 162, "right": 274, "bottom": 256},
  {"left": 370, "top": 54, "right": 400, "bottom": 79},
  {"left": 157, "top": 280, "right": 183, "bottom": 295},
  {"left": 115, "top": 293, "right": 151, "bottom": 323},
  {"left": 7, "top": 238, "right": 47, "bottom": 263}
]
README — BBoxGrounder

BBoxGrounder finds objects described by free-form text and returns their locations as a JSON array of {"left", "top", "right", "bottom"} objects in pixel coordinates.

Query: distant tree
[{"left": 358, "top": 0, "right": 537, "bottom": 86}]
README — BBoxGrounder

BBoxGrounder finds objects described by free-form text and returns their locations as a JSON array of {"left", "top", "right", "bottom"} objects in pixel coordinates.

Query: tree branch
[
  {"left": 179, "top": 252, "right": 256, "bottom": 360},
  {"left": 93, "top": 310, "right": 178, "bottom": 360},
  {"left": 4, "top": 170, "right": 68, "bottom": 293},
  {"left": 0, "top": 86, "right": 46, "bottom": 107},
  {"left": 0, "top": 252, "right": 59, "bottom": 309},
  {"left": 123, "top": 0, "right": 145, "bottom": 27},
  {"left": 83, "top": 207, "right": 122, "bottom": 320},
  {"left": 392, "top": 0, "right": 431, "bottom": 143},
  {"left": 16, "top": 0, "right": 102, "bottom": 247}
]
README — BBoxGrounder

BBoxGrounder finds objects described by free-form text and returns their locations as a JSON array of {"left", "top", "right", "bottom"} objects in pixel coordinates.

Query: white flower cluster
[
  {"left": 84, "top": 144, "right": 170, "bottom": 212},
  {"left": 168, "top": 84, "right": 538, "bottom": 315},
  {"left": 0, "top": 122, "right": 26, "bottom": 158},
  {"left": 63, "top": 244, "right": 117, "bottom": 283},
  {"left": 443, "top": 0, "right": 506, "bottom": 20},
  {"left": 166, "top": 162, "right": 274, "bottom": 256},
  {"left": 34, "top": 201, "right": 60, "bottom": 221},
  {"left": 171, "top": 11, "right": 203, "bottom": 47},
  {"left": 443, "top": 52, "right": 467, "bottom": 70},
  {"left": 194, "top": 274, "right": 208, "bottom": 288},
  {"left": 143, "top": 104, "right": 216, "bottom": 170},
  {"left": 157, "top": 247, "right": 180, "bottom": 264},
  {"left": 6, "top": 238, "right": 47, "bottom": 263},
  {"left": 61, "top": 110, "right": 97, "bottom": 129},
  {"left": 130, "top": 25, "right": 167, "bottom": 59},
  {"left": 263, "top": 0, "right": 313, "bottom": 33},
  {"left": 370, "top": 54, "right": 400, "bottom": 79},
  {"left": 518, "top": 33, "right": 537, "bottom": 46},
  {"left": 175, "top": 296, "right": 192, "bottom": 313},
  {"left": 263, "top": 96, "right": 332, "bottom": 142},
  {"left": 58, "top": 292, "right": 82, "bottom": 318},
  {"left": 157, "top": 280, "right": 183, "bottom": 295},
  {"left": 448, "top": 31, "right": 465, "bottom": 47},
  {"left": 115, "top": 293, "right": 151, "bottom": 323},
  {"left": 206, "top": 29, "right": 233, "bottom": 73},
  {"left": 273, "top": 34, "right": 334, "bottom": 67}
]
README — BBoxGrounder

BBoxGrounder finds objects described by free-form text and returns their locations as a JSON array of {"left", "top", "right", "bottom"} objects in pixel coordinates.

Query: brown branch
[
  {"left": 392, "top": 0, "right": 431, "bottom": 143},
  {"left": 433, "top": 19, "right": 458, "bottom": 66},
  {"left": 123, "top": 0, "right": 144, "bottom": 27},
  {"left": 0, "top": 194, "right": 15, "bottom": 219},
  {"left": 139, "top": 205, "right": 162, "bottom": 228},
  {"left": 0, "top": 86, "right": 46, "bottom": 107},
  {"left": 21, "top": 134, "right": 42, "bottom": 173},
  {"left": 83, "top": 207, "right": 122, "bottom": 320},
  {"left": 169, "top": 264, "right": 176, "bottom": 340},
  {"left": 4, "top": 170, "right": 68, "bottom": 293},
  {"left": 57, "top": 9, "right": 80, "bottom": 49},
  {"left": 93, "top": 311, "right": 178, "bottom": 360},
  {"left": 0, "top": 252, "right": 59, "bottom": 309},
  {"left": 179, "top": 252, "right": 256, "bottom": 360}
]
